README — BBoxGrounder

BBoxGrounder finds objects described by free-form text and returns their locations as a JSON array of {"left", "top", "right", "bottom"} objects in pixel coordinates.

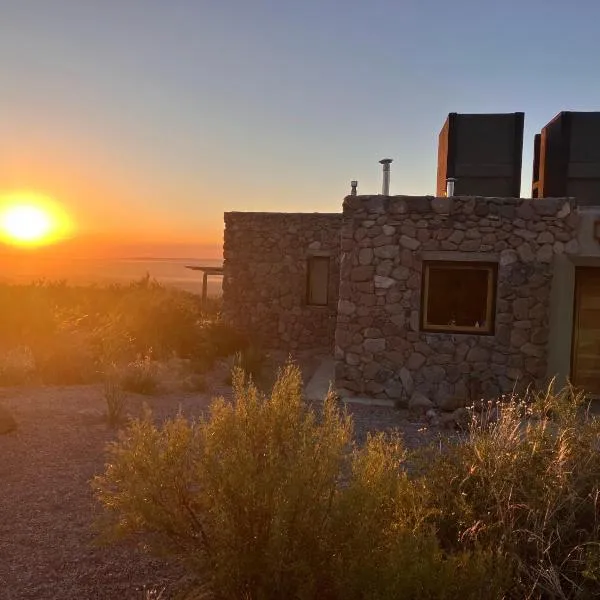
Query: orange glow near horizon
[{"left": 0, "top": 192, "right": 74, "bottom": 247}]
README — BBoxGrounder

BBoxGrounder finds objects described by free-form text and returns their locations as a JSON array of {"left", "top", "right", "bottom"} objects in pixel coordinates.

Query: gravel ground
[{"left": 0, "top": 377, "right": 449, "bottom": 600}]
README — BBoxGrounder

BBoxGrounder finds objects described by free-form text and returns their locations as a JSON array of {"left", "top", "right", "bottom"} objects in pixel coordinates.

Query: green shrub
[
  {"left": 420, "top": 383, "right": 600, "bottom": 599},
  {"left": 120, "top": 354, "right": 159, "bottom": 395},
  {"left": 94, "top": 363, "right": 510, "bottom": 600}
]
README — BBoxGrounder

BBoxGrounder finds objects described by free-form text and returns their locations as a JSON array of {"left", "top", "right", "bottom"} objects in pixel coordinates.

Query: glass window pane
[{"left": 422, "top": 262, "right": 496, "bottom": 333}]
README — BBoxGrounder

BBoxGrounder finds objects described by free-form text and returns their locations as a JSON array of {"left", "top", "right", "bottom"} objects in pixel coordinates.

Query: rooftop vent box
[
  {"left": 532, "top": 111, "right": 600, "bottom": 206},
  {"left": 436, "top": 112, "right": 524, "bottom": 197}
]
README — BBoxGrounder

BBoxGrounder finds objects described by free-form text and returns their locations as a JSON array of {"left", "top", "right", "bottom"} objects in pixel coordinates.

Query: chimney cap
[{"left": 379, "top": 158, "right": 393, "bottom": 165}]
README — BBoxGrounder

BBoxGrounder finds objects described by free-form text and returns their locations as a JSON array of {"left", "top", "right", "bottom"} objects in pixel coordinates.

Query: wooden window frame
[
  {"left": 306, "top": 256, "right": 330, "bottom": 307},
  {"left": 420, "top": 260, "right": 498, "bottom": 335}
]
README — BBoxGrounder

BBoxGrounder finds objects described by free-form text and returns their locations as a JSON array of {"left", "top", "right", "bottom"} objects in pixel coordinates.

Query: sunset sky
[{"left": 2, "top": 0, "right": 600, "bottom": 259}]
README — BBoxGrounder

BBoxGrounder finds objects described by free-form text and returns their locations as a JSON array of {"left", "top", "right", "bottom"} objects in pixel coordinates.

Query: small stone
[
  {"left": 385, "top": 381, "right": 404, "bottom": 399},
  {"left": 500, "top": 249, "right": 518, "bottom": 266},
  {"left": 431, "top": 197, "right": 452, "bottom": 214},
  {"left": 338, "top": 300, "right": 356, "bottom": 315},
  {"left": 517, "top": 243, "right": 535, "bottom": 262},
  {"left": 557, "top": 202, "right": 571, "bottom": 218},
  {"left": 364, "top": 327, "right": 382, "bottom": 338},
  {"left": 358, "top": 248, "right": 373, "bottom": 265},
  {"left": 390, "top": 314, "right": 405, "bottom": 328},
  {"left": 513, "top": 298, "right": 530, "bottom": 320},
  {"left": 531, "top": 328, "right": 549, "bottom": 344},
  {"left": 437, "top": 395, "right": 464, "bottom": 412},
  {"left": 537, "top": 231, "right": 554, "bottom": 244},
  {"left": 392, "top": 266, "right": 410, "bottom": 280},
  {"left": 374, "top": 275, "right": 395, "bottom": 289},
  {"left": 466, "top": 347, "right": 490, "bottom": 362},
  {"left": 409, "top": 392, "right": 434, "bottom": 412},
  {"left": 399, "top": 367, "right": 414, "bottom": 395},
  {"left": 515, "top": 229, "right": 537, "bottom": 240},
  {"left": 425, "top": 408, "right": 438, "bottom": 419},
  {"left": 534, "top": 198, "right": 559, "bottom": 216},
  {"left": 308, "top": 241, "right": 321, "bottom": 250},
  {"left": 351, "top": 266, "right": 375, "bottom": 281},
  {"left": 346, "top": 353, "right": 361, "bottom": 366},
  {"left": 365, "top": 381, "right": 385, "bottom": 394},
  {"left": 382, "top": 224, "right": 396, "bottom": 236},
  {"left": 522, "top": 343, "right": 544, "bottom": 358},
  {"left": 363, "top": 338, "right": 386, "bottom": 353},
  {"left": 448, "top": 230, "right": 465, "bottom": 244},
  {"left": 510, "top": 328, "right": 529, "bottom": 347},
  {"left": 399, "top": 235, "right": 420, "bottom": 250},
  {"left": 374, "top": 245, "right": 400, "bottom": 259},
  {"left": 422, "top": 365, "right": 446, "bottom": 383},
  {"left": 406, "top": 352, "right": 426, "bottom": 370},
  {"left": 516, "top": 201, "right": 535, "bottom": 220},
  {"left": 536, "top": 244, "right": 553, "bottom": 263}
]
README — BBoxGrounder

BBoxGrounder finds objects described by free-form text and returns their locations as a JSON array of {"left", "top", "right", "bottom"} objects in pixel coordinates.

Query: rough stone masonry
[
  {"left": 223, "top": 212, "right": 342, "bottom": 350},
  {"left": 335, "top": 195, "right": 579, "bottom": 409}
]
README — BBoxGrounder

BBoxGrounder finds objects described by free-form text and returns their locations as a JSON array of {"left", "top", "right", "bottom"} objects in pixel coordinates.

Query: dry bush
[
  {"left": 420, "top": 383, "right": 600, "bottom": 599},
  {"left": 120, "top": 354, "right": 160, "bottom": 395},
  {"left": 0, "top": 346, "right": 36, "bottom": 385},
  {"left": 94, "top": 363, "right": 509, "bottom": 600},
  {"left": 104, "top": 365, "right": 127, "bottom": 426}
]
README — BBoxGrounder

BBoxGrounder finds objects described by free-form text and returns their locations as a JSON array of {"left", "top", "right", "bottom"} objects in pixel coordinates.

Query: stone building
[{"left": 223, "top": 112, "right": 600, "bottom": 405}]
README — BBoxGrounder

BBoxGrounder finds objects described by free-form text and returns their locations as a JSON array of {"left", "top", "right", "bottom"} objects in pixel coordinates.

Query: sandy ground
[
  {"left": 0, "top": 367, "right": 445, "bottom": 600},
  {"left": 0, "top": 384, "right": 213, "bottom": 600}
]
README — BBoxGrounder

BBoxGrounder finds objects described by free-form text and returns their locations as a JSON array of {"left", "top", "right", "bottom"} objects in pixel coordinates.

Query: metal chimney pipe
[
  {"left": 379, "top": 158, "right": 392, "bottom": 195},
  {"left": 350, "top": 180, "right": 358, "bottom": 196},
  {"left": 446, "top": 177, "right": 456, "bottom": 197}
]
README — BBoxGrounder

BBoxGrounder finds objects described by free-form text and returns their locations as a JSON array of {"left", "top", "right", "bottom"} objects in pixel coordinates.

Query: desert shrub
[
  {"left": 420, "top": 383, "right": 600, "bottom": 599},
  {"left": 33, "top": 324, "right": 100, "bottom": 384},
  {"left": 0, "top": 279, "right": 236, "bottom": 385},
  {"left": 94, "top": 363, "right": 510, "bottom": 600},
  {"left": 104, "top": 365, "right": 127, "bottom": 426},
  {"left": 199, "top": 321, "right": 248, "bottom": 358},
  {"left": 0, "top": 346, "right": 36, "bottom": 385},
  {"left": 120, "top": 354, "right": 159, "bottom": 395},
  {"left": 181, "top": 373, "right": 208, "bottom": 393},
  {"left": 224, "top": 347, "right": 268, "bottom": 386},
  {"left": 200, "top": 295, "right": 222, "bottom": 318}
]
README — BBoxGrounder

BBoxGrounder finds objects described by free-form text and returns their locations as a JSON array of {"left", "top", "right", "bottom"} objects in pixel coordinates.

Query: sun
[
  {"left": 1, "top": 205, "right": 53, "bottom": 243},
  {"left": 0, "top": 192, "right": 72, "bottom": 247}
]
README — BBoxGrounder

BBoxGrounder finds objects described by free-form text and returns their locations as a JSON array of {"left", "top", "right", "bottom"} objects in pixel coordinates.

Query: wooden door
[{"left": 572, "top": 268, "right": 600, "bottom": 395}]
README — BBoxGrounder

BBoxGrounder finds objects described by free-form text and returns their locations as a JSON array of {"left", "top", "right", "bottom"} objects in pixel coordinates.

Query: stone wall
[
  {"left": 335, "top": 195, "right": 579, "bottom": 408},
  {"left": 223, "top": 212, "right": 342, "bottom": 350}
]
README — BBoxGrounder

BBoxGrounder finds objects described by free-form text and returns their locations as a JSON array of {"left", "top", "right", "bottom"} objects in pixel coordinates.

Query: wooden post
[{"left": 202, "top": 272, "right": 208, "bottom": 304}]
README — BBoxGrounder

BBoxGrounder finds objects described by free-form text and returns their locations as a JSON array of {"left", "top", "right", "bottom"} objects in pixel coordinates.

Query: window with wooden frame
[
  {"left": 306, "top": 256, "right": 330, "bottom": 306},
  {"left": 421, "top": 261, "right": 497, "bottom": 334}
]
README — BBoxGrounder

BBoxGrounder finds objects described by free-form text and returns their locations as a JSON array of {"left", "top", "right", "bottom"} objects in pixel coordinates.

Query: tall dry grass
[{"left": 420, "top": 383, "right": 600, "bottom": 599}]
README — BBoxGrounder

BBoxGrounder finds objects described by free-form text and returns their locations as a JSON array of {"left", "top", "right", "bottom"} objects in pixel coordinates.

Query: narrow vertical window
[{"left": 307, "top": 256, "right": 329, "bottom": 306}]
